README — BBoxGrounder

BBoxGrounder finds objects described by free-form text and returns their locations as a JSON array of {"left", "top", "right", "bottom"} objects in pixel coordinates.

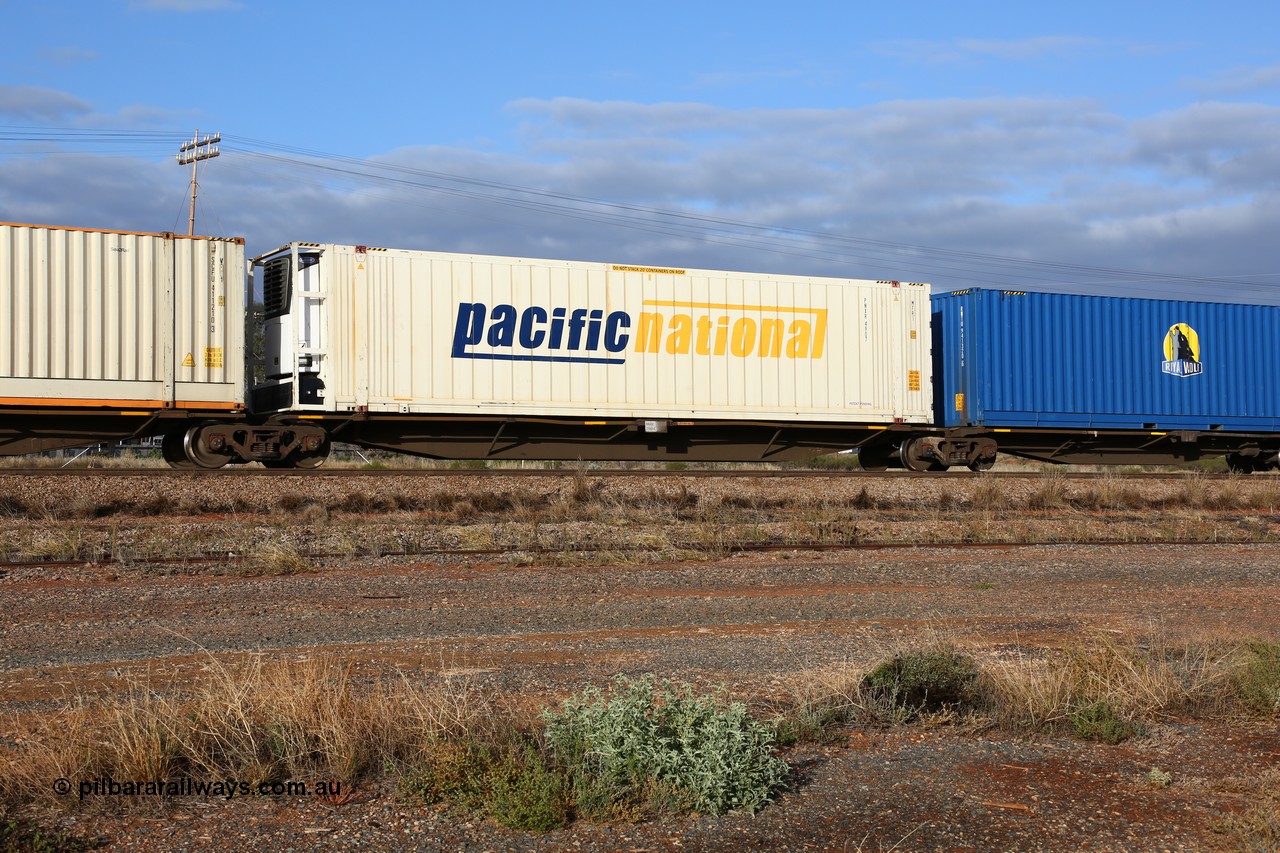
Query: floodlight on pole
[{"left": 177, "top": 131, "right": 220, "bottom": 235}]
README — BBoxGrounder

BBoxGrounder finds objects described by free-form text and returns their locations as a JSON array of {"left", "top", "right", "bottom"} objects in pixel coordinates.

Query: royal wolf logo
[{"left": 1162, "top": 324, "right": 1203, "bottom": 377}]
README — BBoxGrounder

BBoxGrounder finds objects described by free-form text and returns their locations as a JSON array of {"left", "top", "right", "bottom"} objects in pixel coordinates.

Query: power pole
[{"left": 177, "top": 131, "right": 220, "bottom": 235}]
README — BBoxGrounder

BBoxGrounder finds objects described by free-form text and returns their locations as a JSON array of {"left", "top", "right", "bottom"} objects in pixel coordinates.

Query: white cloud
[
  {"left": 0, "top": 85, "right": 91, "bottom": 121},
  {"left": 692, "top": 69, "right": 810, "bottom": 88},
  {"left": 1129, "top": 102, "right": 1280, "bottom": 190},
  {"left": 876, "top": 35, "right": 1104, "bottom": 65},
  {"left": 3, "top": 94, "right": 1277, "bottom": 302},
  {"left": 127, "top": 0, "right": 242, "bottom": 11},
  {"left": 1190, "top": 62, "right": 1280, "bottom": 97},
  {"left": 39, "top": 46, "right": 99, "bottom": 67},
  {"left": 955, "top": 36, "right": 1102, "bottom": 61}
]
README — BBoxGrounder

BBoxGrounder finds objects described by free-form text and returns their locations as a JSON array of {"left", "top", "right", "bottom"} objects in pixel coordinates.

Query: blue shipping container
[{"left": 932, "top": 289, "right": 1280, "bottom": 431}]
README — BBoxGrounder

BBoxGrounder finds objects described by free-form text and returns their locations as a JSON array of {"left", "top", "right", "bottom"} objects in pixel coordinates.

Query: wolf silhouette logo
[{"left": 1162, "top": 324, "right": 1203, "bottom": 377}]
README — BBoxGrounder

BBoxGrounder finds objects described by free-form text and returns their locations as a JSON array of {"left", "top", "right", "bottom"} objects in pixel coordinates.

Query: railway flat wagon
[
  {"left": 932, "top": 288, "right": 1280, "bottom": 469},
  {"left": 0, "top": 222, "right": 246, "bottom": 460},
  {"left": 252, "top": 242, "right": 934, "bottom": 462}
]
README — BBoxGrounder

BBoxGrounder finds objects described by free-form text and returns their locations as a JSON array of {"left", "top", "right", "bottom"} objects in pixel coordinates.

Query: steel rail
[
  {"left": 0, "top": 537, "right": 1259, "bottom": 574},
  {"left": 0, "top": 467, "right": 1248, "bottom": 480}
]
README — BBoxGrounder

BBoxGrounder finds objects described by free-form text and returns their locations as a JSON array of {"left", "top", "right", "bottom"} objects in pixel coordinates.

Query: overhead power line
[
  {"left": 1, "top": 125, "right": 1276, "bottom": 295},
  {"left": 219, "top": 138, "right": 1277, "bottom": 294}
]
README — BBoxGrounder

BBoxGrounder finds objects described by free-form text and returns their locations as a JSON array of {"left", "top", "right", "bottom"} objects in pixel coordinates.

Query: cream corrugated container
[
  {"left": 0, "top": 222, "right": 245, "bottom": 409},
  {"left": 260, "top": 243, "right": 931, "bottom": 423}
]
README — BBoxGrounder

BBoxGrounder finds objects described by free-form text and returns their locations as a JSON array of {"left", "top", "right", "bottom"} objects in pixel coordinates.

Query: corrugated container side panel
[
  {"left": 33, "top": 230, "right": 51, "bottom": 377},
  {"left": 3, "top": 225, "right": 161, "bottom": 386},
  {"left": 1, "top": 224, "right": 244, "bottom": 405},
  {"left": 584, "top": 266, "right": 605, "bottom": 405},
  {"left": 393, "top": 255, "right": 413, "bottom": 400},
  {"left": 24, "top": 228, "right": 39, "bottom": 377},
  {"left": 935, "top": 289, "right": 1280, "bottom": 430},
  {"left": 330, "top": 254, "right": 356, "bottom": 407},
  {"left": 856, "top": 289, "right": 878, "bottom": 413},
  {"left": 380, "top": 255, "right": 400, "bottom": 399},
  {"left": 423, "top": 259, "right": 446, "bottom": 405},
  {"left": 172, "top": 236, "right": 244, "bottom": 401},
  {"left": 407, "top": 257, "right": 429, "bottom": 400},
  {"left": 807, "top": 279, "right": 827, "bottom": 410},
  {"left": 172, "top": 239, "right": 196, "bottom": 385},
  {"left": 875, "top": 290, "right": 894, "bottom": 416},
  {"left": 365, "top": 257, "right": 384, "bottom": 397},
  {"left": 724, "top": 276, "right": 745, "bottom": 408},
  {"left": 709, "top": 274, "right": 729, "bottom": 409},
  {"left": 107, "top": 236, "right": 122, "bottom": 379},
  {"left": 1, "top": 233, "right": 10, "bottom": 374},
  {"left": 751, "top": 280, "right": 773, "bottom": 410},
  {"left": 602, "top": 267, "right": 628, "bottom": 406}
]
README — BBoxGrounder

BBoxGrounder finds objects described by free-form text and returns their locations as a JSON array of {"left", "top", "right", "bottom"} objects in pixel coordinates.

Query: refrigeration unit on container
[
  {"left": 0, "top": 222, "right": 246, "bottom": 410},
  {"left": 251, "top": 242, "right": 933, "bottom": 460},
  {"left": 932, "top": 288, "right": 1280, "bottom": 432}
]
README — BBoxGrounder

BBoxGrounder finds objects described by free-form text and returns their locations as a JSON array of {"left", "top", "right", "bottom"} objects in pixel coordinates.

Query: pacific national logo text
[
  {"left": 452, "top": 301, "right": 828, "bottom": 364},
  {"left": 1161, "top": 323, "right": 1202, "bottom": 377}
]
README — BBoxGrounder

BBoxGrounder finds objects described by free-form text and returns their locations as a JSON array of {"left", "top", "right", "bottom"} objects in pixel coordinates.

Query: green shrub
[
  {"left": 864, "top": 646, "right": 980, "bottom": 716},
  {"left": 773, "top": 700, "right": 849, "bottom": 747},
  {"left": 542, "top": 675, "right": 786, "bottom": 818},
  {"left": 399, "top": 738, "right": 569, "bottom": 832},
  {"left": 483, "top": 742, "right": 569, "bottom": 832},
  {"left": 1069, "top": 700, "right": 1145, "bottom": 744}
]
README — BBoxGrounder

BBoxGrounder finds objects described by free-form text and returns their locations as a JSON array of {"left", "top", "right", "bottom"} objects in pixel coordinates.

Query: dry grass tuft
[
  {"left": 1210, "top": 768, "right": 1280, "bottom": 851},
  {"left": 2, "top": 655, "right": 495, "bottom": 815},
  {"left": 967, "top": 475, "right": 1009, "bottom": 510},
  {"left": 1073, "top": 472, "right": 1146, "bottom": 511},
  {"left": 780, "top": 632, "right": 985, "bottom": 738},
  {"left": 782, "top": 629, "right": 1278, "bottom": 748},
  {"left": 978, "top": 631, "right": 1262, "bottom": 738},
  {"left": 242, "top": 541, "right": 312, "bottom": 576},
  {"left": 1025, "top": 469, "right": 1069, "bottom": 510}
]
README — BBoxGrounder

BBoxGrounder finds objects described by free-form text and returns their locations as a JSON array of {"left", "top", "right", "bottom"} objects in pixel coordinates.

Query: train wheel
[
  {"left": 181, "top": 424, "right": 231, "bottom": 470},
  {"left": 899, "top": 438, "right": 948, "bottom": 473},
  {"left": 161, "top": 432, "right": 197, "bottom": 469},
  {"left": 1225, "top": 453, "right": 1257, "bottom": 474},
  {"left": 967, "top": 456, "right": 996, "bottom": 472},
  {"left": 857, "top": 446, "right": 889, "bottom": 471},
  {"left": 291, "top": 437, "right": 331, "bottom": 469}
]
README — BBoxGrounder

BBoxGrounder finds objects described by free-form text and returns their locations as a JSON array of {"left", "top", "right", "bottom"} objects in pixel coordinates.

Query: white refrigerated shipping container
[
  {"left": 255, "top": 242, "right": 931, "bottom": 425},
  {"left": 0, "top": 222, "right": 245, "bottom": 410}
]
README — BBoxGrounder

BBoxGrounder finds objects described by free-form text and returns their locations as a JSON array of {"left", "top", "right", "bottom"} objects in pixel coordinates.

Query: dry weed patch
[
  {"left": 782, "top": 630, "right": 1279, "bottom": 747},
  {"left": 1, "top": 656, "right": 494, "bottom": 817},
  {"left": 3, "top": 631, "right": 1276, "bottom": 836},
  {"left": 1210, "top": 768, "right": 1280, "bottom": 851},
  {"left": 2, "top": 661, "right": 785, "bottom": 832},
  {"left": 1026, "top": 470, "right": 1069, "bottom": 510}
]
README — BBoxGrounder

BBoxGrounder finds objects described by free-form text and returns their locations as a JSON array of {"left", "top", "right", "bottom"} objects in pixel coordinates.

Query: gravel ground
[{"left": 2, "top": 471, "right": 1278, "bottom": 851}]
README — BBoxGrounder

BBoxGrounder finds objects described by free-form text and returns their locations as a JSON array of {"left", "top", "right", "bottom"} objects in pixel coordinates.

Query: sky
[{"left": 1, "top": 0, "right": 1279, "bottom": 303}]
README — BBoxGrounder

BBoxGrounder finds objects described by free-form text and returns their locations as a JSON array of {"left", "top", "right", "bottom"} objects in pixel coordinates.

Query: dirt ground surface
[{"left": 1, "top": 471, "right": 1278, "bottom": 851}]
